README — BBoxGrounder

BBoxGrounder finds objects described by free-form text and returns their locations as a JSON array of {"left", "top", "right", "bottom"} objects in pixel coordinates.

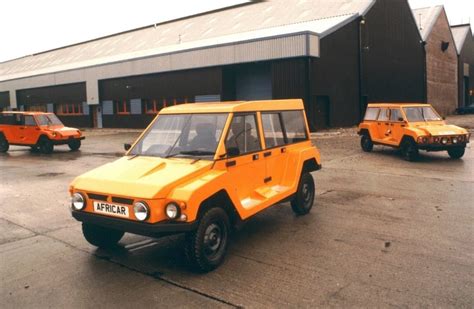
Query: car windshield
[
  {"left": 36, "top": 114, "right": 64, "bottom": 126},
  {"left": 130, "top": 113, "right": 228, "bottom": 158},
  {"left": 403, "top": 107, "right": 442, "bottom": 122}
]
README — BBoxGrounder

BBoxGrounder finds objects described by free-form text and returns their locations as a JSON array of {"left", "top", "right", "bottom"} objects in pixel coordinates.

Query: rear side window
[
  {"left": 364, "top": 108, "right": 379, "bottom": 121},
  {"left": 0, "top": 114, "right": 16, "bottom": 125},
  {"left": 378, "top": 108, "right": 389, "bottom": 121},
  {"left": 390, "top": 109, "right": 403, "bottom": 122},
  {"left": 261, "top": 113, "right": 286, "bottom": 148},
  {"left": 281, "top": 110, "right": 308, "bottom": 143}
]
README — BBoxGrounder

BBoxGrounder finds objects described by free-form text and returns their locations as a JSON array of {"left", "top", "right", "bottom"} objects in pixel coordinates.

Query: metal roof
[
  {"left": 451, "top": 25, "right": 471, "bottom": 55},
  {"left": 0, "top": 0, "right": 374, "bottom": 83},
  {"left": 412, "top": 5, "right": 444, "bottom": 41}
]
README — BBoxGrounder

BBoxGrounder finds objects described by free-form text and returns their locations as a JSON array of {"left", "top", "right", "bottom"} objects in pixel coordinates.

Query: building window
[
  {"left": 57, "top": 103, "right": 83, "bottom": 115},
  {"left": 27, "top": 105, "right": 47, "bottom": 112},
  {"left": 116, "top": 100, "right": 130, "bottom": 115}
]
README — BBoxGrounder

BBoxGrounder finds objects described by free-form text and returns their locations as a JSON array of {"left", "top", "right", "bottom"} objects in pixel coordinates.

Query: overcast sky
[{"left": 0, "top": 0, "right": 472, "bottom": 63}]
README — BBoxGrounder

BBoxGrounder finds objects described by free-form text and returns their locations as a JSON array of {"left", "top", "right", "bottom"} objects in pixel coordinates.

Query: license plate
[{"left": 93, "top": 201, "right": 129, "bottom": 218}]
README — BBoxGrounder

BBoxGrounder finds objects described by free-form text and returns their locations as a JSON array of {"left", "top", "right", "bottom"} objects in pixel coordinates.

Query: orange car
[
  {"left": 358, "top": 103, "right": 470, "bottom": 161},
  {"left": 0, "top": 111, "right": 84, "bottom": 154},
  {"left": 69, "top": 99, "right": 321, "bottom": 272}
]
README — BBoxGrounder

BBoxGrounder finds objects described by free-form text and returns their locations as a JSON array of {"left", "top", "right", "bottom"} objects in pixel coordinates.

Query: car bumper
[
  {"left": 52, "top": 136, "right": 85, "bottom": 145},
  {"left": 72, "top": 210, "right": 197, "bottom": 238},
  {"left": 418, "top": 143, "right": 467, "bottom": 151}
]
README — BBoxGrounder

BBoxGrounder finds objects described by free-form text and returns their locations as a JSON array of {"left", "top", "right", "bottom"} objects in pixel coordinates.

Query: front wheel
[
  {"left": 185, "top": 207, "right": 230, "bottom": 272},
  {"left": 82, "top": 223, "right": 124, "bottom": 248},
  {"left": 360, "top": 134, "right": 374, "bottom": 152},
  {"left": 39, "top": 138, "right": 54, "bottom": 154},
  {"left": 0, "top": 136, "right": 9, "bottom": 153},
  {"left": 400, "top": 139, "right": 419, "bottom": 161},
  {"left": 447, "top": 147, "right": 465, "bottom": 159},
  {"left": 68, "top": 139, "right": 81, "bottom": 151},
  {"left": 291, "top": 172, "right": 315, "bottom": 215}
]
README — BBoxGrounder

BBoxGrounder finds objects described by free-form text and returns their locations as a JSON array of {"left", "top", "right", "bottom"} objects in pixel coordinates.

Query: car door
[
  {"left": 387, "top": 108, "right": 405, "bottom": 144},
  {"left": 261, "top": 112, "right": 288, "bottom": 188},
  {"left": 375, "top": 108, "right": 390, "bottom": 142},
  {"left": 19, "top": 115, "right": 41, "bottom": 145},
  {"left": 224, "top": 113, "right": 266, "bottom": 210}
]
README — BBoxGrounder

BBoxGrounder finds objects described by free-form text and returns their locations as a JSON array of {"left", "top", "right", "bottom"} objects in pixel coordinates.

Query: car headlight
[
  {"left": 433, "top": 137, "right": 440, "bottom": 143},
  {"left": 165, "top": 202, "right": 180, "bottom": 220},
  {"left": 133, "top": 202, "right": 150, "bottom": 221},
  {"left": 417, "top": 136, "right": 429, "bottom": 144},
  {"left": 441, "top": 137, "right": 449, "bottom": 145},
  {"left": 452, "top": 137, "right": 459, "bottom": 144},
  {"left": 71, "top": 193, "right": 85, "bottom": 210}
]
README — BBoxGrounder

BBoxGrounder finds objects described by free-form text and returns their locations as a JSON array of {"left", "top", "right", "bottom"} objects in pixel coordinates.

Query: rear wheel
[
  {"left": 185, "top": 207, "right": 230, "bottom": 272},
  {"left": 0, "top": 135, "right": 9, "bottom": 153},
  {"left": 360, "top": 134, "right": 373, "bottom": 152},
  {"left": 68, "top": 139, "right": 81, "bottom": 151},
  {"left": 39, "top": 137, "right": 54, "bottom": 154},
  {"left": 82, "top": 223, "right": 124, "bottom": 248},
  {"left": 400, "top": 139, "right": 419, "bottom": 162},
  {"left": 447, "top": 147, "right": 465, "bottom": 159},
  {"left": 291, "top": 172, "right": 315, "bottom": 215}
]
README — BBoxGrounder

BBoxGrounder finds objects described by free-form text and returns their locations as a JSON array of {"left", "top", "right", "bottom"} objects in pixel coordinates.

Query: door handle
[
  {"left": 252, "top": 154, "right": 259, "bottom": 160},
  {"left": 281, "top": 147, "right": 287, "bottom": 153},
  {"left": 19, "top": 127, "right": 25, "bottom": 130},
  {"left": 226, "top": 160, "right": 236, "bottom": 167},
  {"left": 263, "top": 151, "right": 271, "bottom": 157},
  {"left": 264, "top": 177, "right": 272, "bottom": 183},
  {"left": 385, "top": 123, "right": 389, "bottom": 125}
]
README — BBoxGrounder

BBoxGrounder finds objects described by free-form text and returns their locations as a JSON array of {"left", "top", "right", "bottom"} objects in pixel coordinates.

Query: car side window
[
  {"left": 0, "top": 114, "right": 16, "bottom": 125},
  {"left": 225, "top": 114, "right": 261, "bottom": 157},
  {"left": 378, "top": 108, "right": 389, "bottom": 121},
  {"left": 390, "top": 109, "right": 403, "bottom": 122},
  {"left": 23, "top": 115, "right": 36, "bottom": 126},
  {"left": 261, "top": 113, "right": 286, "bottom": 148},
  {"left": 364, "top": 108, "right": 379, "bottom": 120},
  {"left": 281, "top": 110, "right": 308, "bottom": 143}
]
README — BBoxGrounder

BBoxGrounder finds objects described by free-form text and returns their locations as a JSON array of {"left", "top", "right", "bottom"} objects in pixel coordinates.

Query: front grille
[
  {"left": 111, "top": 196, "right": 134, "bottom": 205},
  {"left": 87, "top": 193, "right": 107, "bottom": 201}
]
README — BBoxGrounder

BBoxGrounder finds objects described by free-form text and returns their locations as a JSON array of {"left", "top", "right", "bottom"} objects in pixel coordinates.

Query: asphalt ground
[{"left": 1, "top": 116, "right": 473, "bottom": 308}]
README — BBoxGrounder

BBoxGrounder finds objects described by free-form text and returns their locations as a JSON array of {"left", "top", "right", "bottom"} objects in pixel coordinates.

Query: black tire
[
  {"left": 400, "top": 139, "right": 419, "bottom": 162},
  {"left": 447, "top": 147, "right": 465, "bottom": 159},
  {"left": 82, "top": 223, "right": 124, "bottom": 248},
  {"left": 185, "top": 207, "right": 230, "bottom": 272},
  {"left": 360, "top": 134, "right": 374, "bottom": 152},
  {"left": 291, "top": 172, "right": 315, "bottom": 215},
  {"left": 68, "top": 139, "right": 81, "bottom": 151},
  {"left": 39, "top": 137, "right": 54, "bottom": 154},
  {"left": 0, "top": 135, "right": 9, "bottom": 153}
]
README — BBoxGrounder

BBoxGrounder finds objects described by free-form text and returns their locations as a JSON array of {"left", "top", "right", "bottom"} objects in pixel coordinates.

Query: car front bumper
[
  {"left": 52, "top": 136, "right": 85, "bottom": 145},
  {"left": 418, "top": 142, "right": 467, "bottom": 151},
  {"left": 72, "top": 210, "right": 197, "bottom": 238}
]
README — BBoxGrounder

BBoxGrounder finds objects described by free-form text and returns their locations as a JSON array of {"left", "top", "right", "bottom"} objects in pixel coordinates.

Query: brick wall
[{"left": 425, "top": 10, "right": 458, "bottom": 116}]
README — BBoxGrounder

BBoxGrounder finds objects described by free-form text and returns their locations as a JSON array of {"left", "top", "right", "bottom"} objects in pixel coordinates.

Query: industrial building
[
  {"left": 451, "top": 24, "right": 474, "bottom": 108},
  {"left": 413, "top": 6, "right": 458, "bottom": 116},
  {"left": 0, "top": 0, "right": 435, "bottom": 129}
]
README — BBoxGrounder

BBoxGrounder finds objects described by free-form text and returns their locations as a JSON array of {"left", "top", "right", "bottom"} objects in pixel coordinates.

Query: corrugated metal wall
[{"left": 15, "top": 83, "right": 90, "bottom": 127}]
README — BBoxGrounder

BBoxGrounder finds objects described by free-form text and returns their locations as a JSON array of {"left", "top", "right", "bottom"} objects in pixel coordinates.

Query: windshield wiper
[{"left": 166, "top": 150, "right": 215, "bottom": 158}]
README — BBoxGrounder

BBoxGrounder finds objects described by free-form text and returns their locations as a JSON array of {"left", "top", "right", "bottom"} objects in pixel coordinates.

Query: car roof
[
  {"left": 159, "top": 99, "right": 304, "bottom": 114},
  {"left": 0, "top": 111, "right": 52, "bottom": 116},
  {"left": 367, "top": 103, "right": 432, "bottom": 108}
]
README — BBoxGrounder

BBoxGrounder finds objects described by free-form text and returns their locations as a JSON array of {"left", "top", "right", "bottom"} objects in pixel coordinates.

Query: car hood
[
  {"left": 411, "top": 124, "right": 468, "bottom": 136},
  {"left": 43, "top": 126, "right": 81, "bottom": 137},
  {"left": 71, "top": 156, "right": 214, "bottom": 199}
]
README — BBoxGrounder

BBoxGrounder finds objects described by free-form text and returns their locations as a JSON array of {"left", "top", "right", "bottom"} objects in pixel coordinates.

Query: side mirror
[
  {"left": 226, "top": 147, "right": 240, "bottom": 157},
  {"left": 398, "top": 117, "right": 404, "bottom": 122},
  {"left": 124, "top": 143, "right": 131, "bottom": 151}
]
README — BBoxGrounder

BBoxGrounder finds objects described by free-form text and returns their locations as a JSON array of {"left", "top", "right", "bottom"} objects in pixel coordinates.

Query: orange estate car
[
  {"left": 358, "top": 103, "right": 470, "bottom": 161},
  {"left": 69, "top": 99, "right": 321, "bottom": 272},
  {"left": 0, "top": 111, "right": 85, "bottom": 154}
]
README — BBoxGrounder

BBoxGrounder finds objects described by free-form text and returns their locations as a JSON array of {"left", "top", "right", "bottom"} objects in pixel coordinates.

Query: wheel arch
[
  {"left": 302, "top": 158, "right": 320, "bottom": 173},
  {"left": 197, "top": 189, "right": 241, "bottom": 225}
]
